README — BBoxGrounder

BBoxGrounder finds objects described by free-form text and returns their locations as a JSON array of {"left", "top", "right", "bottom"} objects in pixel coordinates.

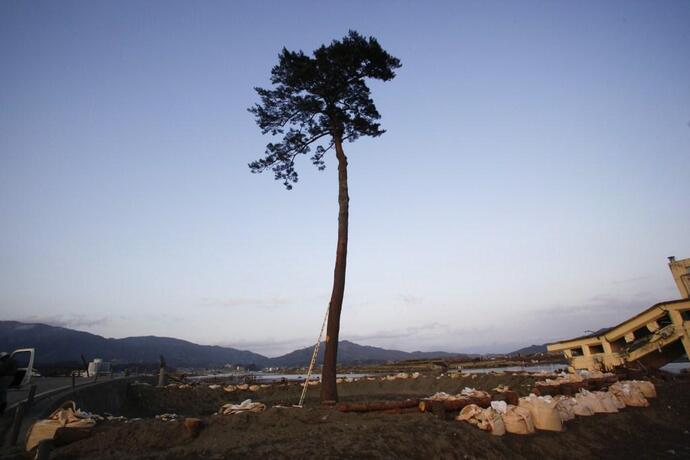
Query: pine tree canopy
[{"left": 248, "top": 30, "right": 401, "bottom": 189}]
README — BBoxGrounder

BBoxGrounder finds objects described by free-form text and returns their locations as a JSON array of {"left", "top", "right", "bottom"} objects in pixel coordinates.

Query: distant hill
[
  {"left": 269, "top": 340, "right": 465, "bottom": 368},
  {"left": 507, "top": 327, "right": 612, "bottom": 356},
  {"left": 0, "top": 321, "right": 269, "bottom": 368},
  {"left": 507, "top": 344, "right": 548, "bottom": 356},
  {"left": 0, "top": 321, "right": 467, "bottom": 369}
]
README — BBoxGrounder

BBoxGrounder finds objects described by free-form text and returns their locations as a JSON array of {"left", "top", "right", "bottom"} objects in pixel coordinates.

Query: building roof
[{"left": 547, "top": 297, "right": 689, "bottom": 347}]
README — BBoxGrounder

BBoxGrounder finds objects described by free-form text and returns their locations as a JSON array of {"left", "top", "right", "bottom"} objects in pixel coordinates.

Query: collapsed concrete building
[{"left": 547, "top": 256, "right": 690, "bottom": 372}]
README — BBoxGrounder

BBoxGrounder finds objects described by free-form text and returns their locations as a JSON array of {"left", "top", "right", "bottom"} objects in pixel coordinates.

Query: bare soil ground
[{"left": 39, "top": 373, "right": 690, "bottom": 459}]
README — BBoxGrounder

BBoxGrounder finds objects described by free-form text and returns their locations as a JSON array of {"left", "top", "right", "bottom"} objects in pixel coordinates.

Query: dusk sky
[{"left": 1, "top": 1, "right": 689, "bottom": 356}]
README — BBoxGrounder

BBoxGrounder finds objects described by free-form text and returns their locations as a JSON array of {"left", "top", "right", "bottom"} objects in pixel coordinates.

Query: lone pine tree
[{"left": 248, "top": 30, "right": 401, "bottom": 402}]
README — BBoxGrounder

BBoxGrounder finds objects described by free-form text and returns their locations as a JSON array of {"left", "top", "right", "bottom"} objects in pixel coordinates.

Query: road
[{"left": 5, "top": 376, "right": 110, "bottom": 407}]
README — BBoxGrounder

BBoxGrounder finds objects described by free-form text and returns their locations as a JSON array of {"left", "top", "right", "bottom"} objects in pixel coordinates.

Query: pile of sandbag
[
  {"left": 428, "top": 392, "right": 460, "bottom": 401},
  {"left": 380, "top": 372, "right": 417, "bottom": 381},
  {"left": 609, "top": 381, "right": 652, "bottom": 407},
  {"left": 424, "top": 388, "right": 490, "bottom": 402},
  {"left": 460, "top": 387, "right": 491, "bottom": 399},
  {"left": 518, "top": 395, "right": 564, "bottom": 432},
  {"left": 534, "top": 371, "right": 617, "bottom": 396},
  {"left": 456, "top": 379, "right": 656, "bottom": 436},
  {"left": 26, "top": 401, "right": 97, "bottom": 452},
  {"left": 419, "top": 388, "right": 492, "bottom": 413},
  {"left": 218, "top": 399, "right": 266, "bottom": 415},
  {"left": 456, "top": 400, "right": 535, "bottom": 436},
  {"left": 456, "top": 404, "right": 506, "bottom": 436}
]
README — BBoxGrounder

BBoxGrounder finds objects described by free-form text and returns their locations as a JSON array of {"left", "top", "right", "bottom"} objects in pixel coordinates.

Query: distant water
[
  {"left": 188, "top": 372, "right": 373, "bottom": 382},
  {"left": 465, "top": 362, "right": 689, "bottom": 374},
  {"left": 460, "top": 363, "right": 565, "bottom": 374},
  {"left": 190, "top": 361, "right": 688, "bottom": 382},
  {"left": 660, "top": 362, "right": 689, "bottom": 374}
]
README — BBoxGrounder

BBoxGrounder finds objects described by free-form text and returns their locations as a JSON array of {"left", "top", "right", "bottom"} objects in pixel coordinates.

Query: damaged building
[{"left": 547, "top": 256, "right": 690, "bottom": 372}]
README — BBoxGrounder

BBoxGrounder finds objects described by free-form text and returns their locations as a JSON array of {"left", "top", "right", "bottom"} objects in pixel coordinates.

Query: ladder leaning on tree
[{"left": 297, "top": 303, "right": 330, "bottom": 408}]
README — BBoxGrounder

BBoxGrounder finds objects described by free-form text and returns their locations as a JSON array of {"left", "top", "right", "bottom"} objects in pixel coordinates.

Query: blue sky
[{"left": 1, "top": 1, "right": 689, "bottom": 356}]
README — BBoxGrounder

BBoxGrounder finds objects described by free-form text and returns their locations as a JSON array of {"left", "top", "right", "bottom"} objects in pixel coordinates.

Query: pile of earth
[
  {"left": 122, "top": 372, "right": 540, "bottom": 417},
  {"left": 56, "top": 379, "right": 690, "bottom": 459},
  {"left": 8, "top": 373, "right": 690, "bottom": 459}
]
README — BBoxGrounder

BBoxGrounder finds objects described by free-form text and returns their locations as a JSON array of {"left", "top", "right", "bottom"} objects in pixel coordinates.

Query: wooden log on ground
[
  {"left": 532, "top": 384, "right": 561, "bottom": 396},
  {"left": 35, "top": 440, "right": 54, "bottom": 460},
  {"left": 560, "top": 381, "right": 586, "bottom": 396},
  {"left": 379, "top": 407, "right": 419, "bottom": 415},
  {"left": 418, "top": 396, "right": 491, "bottom": 413},
  {"left": 335, "top": 399, "right": 419, "bottom": 413},
  {"left": 431, "top": 400, "right": 446, "bottom": 419},
  {"left": 586, "top": 376, "right": 618, "bottom": 391},
  {"left": 491, "top": 390, "right": 519, "bottom": 406}
]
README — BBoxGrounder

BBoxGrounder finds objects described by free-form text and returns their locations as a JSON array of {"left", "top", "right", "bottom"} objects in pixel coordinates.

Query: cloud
[
  {"left": 610, "top": 275, "right": 651, "bottom": 286},
  {"left": 199, "top": 296, "right": 291, "bottom": 309},
  {"left": 399, "top": 294, "right": 423, "bottom": 305},
  {"left": 218, "top": 336, "right": 315, "bottom": 357},
  {"left": 500, "top": 289, "right": 668, "bottom": 348},
  {"left": 15, "top": 314, "right": 110, "bottom": 329}
]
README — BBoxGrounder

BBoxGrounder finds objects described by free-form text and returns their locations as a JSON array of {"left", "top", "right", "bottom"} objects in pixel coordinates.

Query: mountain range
[{"left": 1, "top": 320, "right": 518, "bottom": 368}]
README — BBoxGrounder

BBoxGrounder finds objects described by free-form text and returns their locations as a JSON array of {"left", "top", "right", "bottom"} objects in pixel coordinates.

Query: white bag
[
  {"left": 518, "top": 396, "right": 563, "bottom": 432},
  {"left": 503, "top": 405, "right": 535, "bottom": 435}
]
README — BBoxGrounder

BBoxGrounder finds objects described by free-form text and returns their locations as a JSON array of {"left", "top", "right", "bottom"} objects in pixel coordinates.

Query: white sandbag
[
  {"left": 481, "top": 408, "right": 506, "bottom": 436},
  {"left": 608, "top": 391, "right": 625, "bottom": 409},
  {"left": 610, "top": 382, "right": 649, "bottom": 407},
  {"left": 518, "top": 396, "right": 563, "bottom": 432},
  {"left": 553, "top": 396, "right": 576, "bottom": 421},
  {"left": 575, "top": 390, "right": 606, "bottom": 414},
  {"left": 457, "top": 404, "right": 483, "bottom": 424},
  {"left": 219, "top": 399, "right": 266, "bottom": 415},
  {"left": 460, "top": 387, "right": 490, "bottom": 399},
  {"left": 456, "top": 405, "right": 505, "bottom": 436},
  {"left": 490, "top": 400, "right": 508, "bottom": 414},
  {"left": 593, "top": 391, "right": 619, "bottom": 413},
  {"left": 503, "top": 405, "right": 535, "bottom": 435},
  {"left": 572, "top": 394, "right": 595, "bottom": 416},
  {"left": 625, "top": 380, "right": 656, "bottom": 398}
]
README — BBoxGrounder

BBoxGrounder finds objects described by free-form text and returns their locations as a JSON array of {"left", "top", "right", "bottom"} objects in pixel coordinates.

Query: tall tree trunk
[{"left": 320, "top": 135, "right": 349, "bottom": 403}]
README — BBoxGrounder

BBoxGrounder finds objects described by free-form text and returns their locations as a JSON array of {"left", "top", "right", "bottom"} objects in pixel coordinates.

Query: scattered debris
[
  {"left": 219, "top": 399, "right": 266, "bottom": 415},
  {"left": 25, "top": 401, "right": 97, "bottom": 452}
]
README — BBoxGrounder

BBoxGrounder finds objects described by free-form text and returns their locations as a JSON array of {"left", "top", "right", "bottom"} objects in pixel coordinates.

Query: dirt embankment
[
  {"left": 123, "top": 372, "right": 539, "bottom": 417},
  {"left": 43, "top": 373, "right": 690, "bottom": 459}
]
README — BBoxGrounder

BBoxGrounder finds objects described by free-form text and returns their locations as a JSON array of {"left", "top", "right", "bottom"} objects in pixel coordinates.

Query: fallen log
[
  {"left": 586, "top": 376, "right": 618, "bottom": 391},
  {"left": 532, "top": 384, "right": 561, "bottom": 396},
  {"left": 379, "top": 407, "right": 420, "bottom": 415},
  {"left": 491, "top": 390, "right": 519, "bottom": 406},
  {"left": 418, "top": 396, "right": 491, "bottom": 413},
  {"left": 335, "top": 399, "right": 419, "bottom": 413},
  {"left": 560, "top": 381, "right": 586, "bottom": 396}
]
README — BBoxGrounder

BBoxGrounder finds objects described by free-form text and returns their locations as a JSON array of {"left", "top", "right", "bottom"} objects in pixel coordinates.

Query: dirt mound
[
  {"left": 44, "top": 377, "right": 690, "bottom": 459},
  {"left": 124, "top": 373, "right": 540, "bottom": 417}
]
